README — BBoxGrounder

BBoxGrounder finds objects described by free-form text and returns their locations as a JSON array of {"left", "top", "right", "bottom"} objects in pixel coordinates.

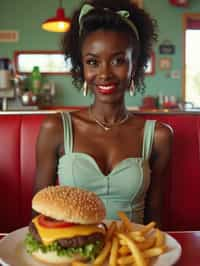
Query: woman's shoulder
[
  {"left": 40, "top": 113, "right": 63, "bottom": 133},
  {"left": 129, "top": 112, "right": 173, "bottom": 143},
  {"left": 153, "top": 121, "right": 173, "bottom": 150},
  {"left": 155, "top": 121, "right": 173, "bottom": 138}
]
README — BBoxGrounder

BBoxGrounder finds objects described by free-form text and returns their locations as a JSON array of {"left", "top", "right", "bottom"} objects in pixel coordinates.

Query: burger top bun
[{"left": 32, "top": 186, "right": 106, "bottom": 224}]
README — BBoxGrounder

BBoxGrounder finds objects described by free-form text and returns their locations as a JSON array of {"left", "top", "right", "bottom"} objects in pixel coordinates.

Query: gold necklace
[{"left": 89, "top": 106, "right": 129, "bottom": 131}]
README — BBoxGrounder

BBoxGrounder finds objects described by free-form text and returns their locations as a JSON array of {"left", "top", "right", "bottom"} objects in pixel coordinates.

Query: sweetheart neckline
[{"left": 59, "top": 151, "right": 144, "bottom": 176}]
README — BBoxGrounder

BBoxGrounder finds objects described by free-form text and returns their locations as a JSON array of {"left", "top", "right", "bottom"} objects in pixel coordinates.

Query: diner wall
[{"left": 0, "top": 0, "right": 200, "bottom": 107}]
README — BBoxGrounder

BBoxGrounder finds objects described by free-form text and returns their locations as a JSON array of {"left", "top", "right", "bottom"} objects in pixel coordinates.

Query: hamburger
[{"left": 25, "top": 186, "right": 106, "bottom": 265}]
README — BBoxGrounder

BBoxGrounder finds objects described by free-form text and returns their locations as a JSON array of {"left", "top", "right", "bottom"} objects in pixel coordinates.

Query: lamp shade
[
  {"left": 169, "top": 0, "right": 188, "bottom": 7},
  {"left": 42, "top": 7, "right": 71, "bottom": 32}
]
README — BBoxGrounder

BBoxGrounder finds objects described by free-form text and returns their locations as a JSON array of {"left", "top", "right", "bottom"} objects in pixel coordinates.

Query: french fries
[
  {"left": 118, "top": 233, "right": 146, "bottom": 266},
  {"left": 93, "top": 240, "right": 112, "bottom": 265},
  {"left": 117, "top": 211, "right": 134, "bottom": 232},
  {"left": 109, "top": 237, "right": 119, "bottom": 266},
  {"left": 105, "top": 221, "right": 117, "bottom": 241},
  {"left": 73, "top": 212, "right": 168, "bottom": 266}
]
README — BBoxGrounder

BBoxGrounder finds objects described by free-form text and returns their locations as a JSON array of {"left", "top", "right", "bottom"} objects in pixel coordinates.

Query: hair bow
[{"left": 78, "top": 3, "right": 139, "bottom": 40}]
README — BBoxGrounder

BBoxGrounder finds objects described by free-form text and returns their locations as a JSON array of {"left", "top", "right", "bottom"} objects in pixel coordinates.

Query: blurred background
[{"left": 0, "top": 0, "right": 199, "bottom": 110}]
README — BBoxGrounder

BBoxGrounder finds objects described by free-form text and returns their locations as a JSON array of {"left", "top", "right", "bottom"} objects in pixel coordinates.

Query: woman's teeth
[
  {"left": 98, "top": 85, "right": 115, "bottom": 90},
  {"left": 97, "top": 85, "right": 117, "bottom": 94}
]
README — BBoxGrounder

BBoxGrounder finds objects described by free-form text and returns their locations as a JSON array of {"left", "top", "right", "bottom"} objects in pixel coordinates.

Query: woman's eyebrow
[
  {"left": 83, "top": 53, "right": 98, "bottom": 57},
  {"left": 83, "top": 51, "right": 125, "bottom": 57}
]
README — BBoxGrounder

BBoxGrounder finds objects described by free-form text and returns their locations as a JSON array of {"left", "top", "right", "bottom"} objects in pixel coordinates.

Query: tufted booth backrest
[
  {"left": 0, "top": 112, "right": 200, "bottom": 232},
  {"left": 141, "top": 114, "right": 200, "bottom": 231},
  {"left": 0, "top": 114, "right": 46, "bottom": 232}
]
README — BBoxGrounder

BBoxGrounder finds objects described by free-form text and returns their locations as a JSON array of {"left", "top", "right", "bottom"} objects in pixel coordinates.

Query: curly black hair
[{"left": 62, "top": 0, "right": 158, "bottom": 93}]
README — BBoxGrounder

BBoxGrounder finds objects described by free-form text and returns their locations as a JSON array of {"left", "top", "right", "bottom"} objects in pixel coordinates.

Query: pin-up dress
[{"left": 58, "top": 112, "right": 156, "bottom": 224}]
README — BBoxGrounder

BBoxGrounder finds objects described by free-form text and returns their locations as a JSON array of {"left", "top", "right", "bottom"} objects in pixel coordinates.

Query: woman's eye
[
  {"left": 112, "top": 57, "right": 126, "bottom": 66},
  {"left": 85, "top": 59, "right": 98, "bottom": 66}
]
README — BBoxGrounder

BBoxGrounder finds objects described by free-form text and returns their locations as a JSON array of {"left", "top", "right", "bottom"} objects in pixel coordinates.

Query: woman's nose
[{"left": 99, "top": 62, "right": 112, "bottom": 79}]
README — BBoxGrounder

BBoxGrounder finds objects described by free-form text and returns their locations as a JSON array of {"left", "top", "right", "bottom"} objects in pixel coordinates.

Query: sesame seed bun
[{"left": 32, "top": 186, "right": 106, "bottom": 224}]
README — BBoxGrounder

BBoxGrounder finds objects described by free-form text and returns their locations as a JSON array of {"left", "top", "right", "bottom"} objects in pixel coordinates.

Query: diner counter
[{"left": 0, "top": 107, "right": 200, "bottom": 115}]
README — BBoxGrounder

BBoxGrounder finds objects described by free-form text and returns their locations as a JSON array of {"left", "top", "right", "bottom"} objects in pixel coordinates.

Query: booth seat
[{"left": 0, "top": 111, "right": 200, "bottom": 233}]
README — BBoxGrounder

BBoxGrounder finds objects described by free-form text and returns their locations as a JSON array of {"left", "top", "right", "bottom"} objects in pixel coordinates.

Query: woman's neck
[{"left": 90, "top": 102, "right": 128, "bottom": 124}]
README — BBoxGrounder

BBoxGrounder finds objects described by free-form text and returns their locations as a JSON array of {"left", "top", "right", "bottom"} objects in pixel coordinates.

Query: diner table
[
  {"left": 0, "top": 231, "right": 200, "bottom": 265},
  {"left": 169, "top": 231, "right": 200, "bottom": 266}
]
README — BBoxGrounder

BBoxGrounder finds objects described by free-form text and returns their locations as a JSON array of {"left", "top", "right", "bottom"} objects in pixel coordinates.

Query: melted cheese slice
[{"left": 32, "top": 216, "right": 105, "bottom": 245}]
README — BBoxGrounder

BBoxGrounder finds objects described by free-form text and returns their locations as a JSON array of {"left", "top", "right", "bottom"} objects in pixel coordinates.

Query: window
[
  {"left": 184, "top": 14, "right": 200, "bottom": 107},
  {"left": 14, "top": 50, "right": 72, "bottom": 74}
]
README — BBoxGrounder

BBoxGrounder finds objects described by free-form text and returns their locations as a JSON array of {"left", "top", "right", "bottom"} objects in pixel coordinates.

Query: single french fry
[
  {"left": 119, "top": 239, "right": 127, "bottom": 246},
  {"left": 130, "top": 230, "right": 143, "bottom": 236},
  {"left": 106, "top": 221, "right": 117, "bottom": 241},
  {"left": 129, "top": 232, "right": 146, "bottom": 242},
  {"left": 109, "top": 237, "right": 119, "bottom": 266},
  {"left": 93, "top": 241, "right": 111, "bottom": 265},
  {"left": 118, "top": 221, "right": 126, "bottom": 233},
  {"left": 137, "top": 236, "right": 156, "bottom": 251},
  {"left": 117, "top": 211, "right": 134, "bottom": 232},
  {"left": 118, "top": 245, "right": 130, "bottom": 256},
  {"left": 143, "top": 246, "right": 167, "bottom": 258},
  {"left": 118, "top": 233, "right": 147, "bottom": 266},
  {"left": 155, "top": 228, "right": 165, "bottom": 247},
  {"left": 117, "top": 254, "right": 135, "bottom": 265},
  {"left": 139, "top": 222, "right": 156, "bottom": 235}
]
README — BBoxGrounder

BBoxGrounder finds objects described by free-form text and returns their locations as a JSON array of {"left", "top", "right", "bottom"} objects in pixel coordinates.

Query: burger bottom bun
[{"left": 32, "top": 250, "right": 87, "bottom": 265}]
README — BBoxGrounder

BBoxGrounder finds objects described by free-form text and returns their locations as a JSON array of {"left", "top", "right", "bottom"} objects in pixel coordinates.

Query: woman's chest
[{"left": 72, "top": 128, "right": 143, "bottom": 175}]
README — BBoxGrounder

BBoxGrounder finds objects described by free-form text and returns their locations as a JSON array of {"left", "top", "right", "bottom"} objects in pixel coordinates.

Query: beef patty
[{"left": 29, "top": 222, "right": 104, "bottom": 248}]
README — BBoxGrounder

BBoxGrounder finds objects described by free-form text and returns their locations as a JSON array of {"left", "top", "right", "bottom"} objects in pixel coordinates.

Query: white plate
[{"left": 0, "top": 226, "right": 181, "bottom": 266}]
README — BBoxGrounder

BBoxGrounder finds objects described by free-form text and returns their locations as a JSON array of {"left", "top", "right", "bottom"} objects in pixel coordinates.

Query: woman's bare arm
[
  {"left": 144, "top": 122, "right": 173, "bottom": 228},
  {"left": 33, "top": 114, "right": 63, "bottom": 195}
]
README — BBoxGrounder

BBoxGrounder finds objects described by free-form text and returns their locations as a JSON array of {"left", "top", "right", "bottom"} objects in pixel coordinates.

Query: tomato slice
[{"left": 38, "top": 215, "right": 75, "bottom": 228}]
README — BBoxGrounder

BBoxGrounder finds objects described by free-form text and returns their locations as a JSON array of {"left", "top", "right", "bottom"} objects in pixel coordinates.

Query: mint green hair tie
[
  {"left": 78, "top": 4, "right": 94, "bottom": 26},
  {"left": 78, "top": 3, "right": 139, "bottom": 40}
]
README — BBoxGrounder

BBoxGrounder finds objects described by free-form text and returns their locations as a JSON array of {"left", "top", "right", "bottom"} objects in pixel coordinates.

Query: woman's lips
[{"left": 96, "top": 85, "right": 117, "bottom": 95}]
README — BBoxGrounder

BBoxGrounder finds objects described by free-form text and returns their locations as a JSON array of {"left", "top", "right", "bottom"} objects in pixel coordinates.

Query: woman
[{"left": 34, "top": 0, "right": 173, "bottom": 228}]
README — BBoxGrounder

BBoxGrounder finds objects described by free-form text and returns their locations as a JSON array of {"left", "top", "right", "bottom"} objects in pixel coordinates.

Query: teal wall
[{"left": 0, "top": 0, "right": 200, "bottom": 107}]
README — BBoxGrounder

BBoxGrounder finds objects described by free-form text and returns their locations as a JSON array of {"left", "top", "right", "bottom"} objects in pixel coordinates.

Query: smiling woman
[
  {"left": 34, "top": 0, "right": 173, "bottom": 230},
  {"left": 81, "top": 30, "right": 134, "bottom": 104}
]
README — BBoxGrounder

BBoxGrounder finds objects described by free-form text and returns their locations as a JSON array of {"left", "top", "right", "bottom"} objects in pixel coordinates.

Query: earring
[
  {"left": 129, "top": 79, "right": 135, "bottom": 96},
  {"left": 82, "top": 81, "right": 88, "bottom": 96}
]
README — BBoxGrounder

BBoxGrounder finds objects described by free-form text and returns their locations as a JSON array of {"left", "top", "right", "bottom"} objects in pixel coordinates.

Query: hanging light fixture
[{"left": 42, "top": 0, "right": 71, "bottom": 32}]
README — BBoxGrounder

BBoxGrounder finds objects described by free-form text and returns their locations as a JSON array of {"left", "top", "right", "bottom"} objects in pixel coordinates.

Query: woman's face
[{"left": 81, "top": 30, "right": 135, "bottom": 103}]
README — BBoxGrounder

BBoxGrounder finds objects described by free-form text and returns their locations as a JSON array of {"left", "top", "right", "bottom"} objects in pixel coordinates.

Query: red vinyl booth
[{"left": 0, "top": 111, "right": 200, "bottom": 232}]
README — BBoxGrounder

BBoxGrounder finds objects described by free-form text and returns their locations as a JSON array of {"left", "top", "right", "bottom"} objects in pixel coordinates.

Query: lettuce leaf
[{"left": 24, "top": 233, "right": 103, "bottom": 260}]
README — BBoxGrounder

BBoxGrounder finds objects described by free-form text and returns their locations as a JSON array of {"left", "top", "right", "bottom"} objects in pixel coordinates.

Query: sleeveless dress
[{"left": 58, "top": 112, "right": 156, "bottom": 224}]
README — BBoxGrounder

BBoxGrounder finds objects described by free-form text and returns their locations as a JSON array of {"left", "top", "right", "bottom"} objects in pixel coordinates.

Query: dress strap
[
  {"left": 142, "top": 120, "right": 156, "bottom": 160},
  {"left": 60, "top": 112, "right": 73, "bottom": 153}
]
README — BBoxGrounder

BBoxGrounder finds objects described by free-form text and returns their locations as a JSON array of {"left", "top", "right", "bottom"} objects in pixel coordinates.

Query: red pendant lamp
[
  {"left": 169, "top": 0, "right": 188, "bottom": 7},
  {"left": 42, "top": 0, "right": 71, "bottom": 32}
]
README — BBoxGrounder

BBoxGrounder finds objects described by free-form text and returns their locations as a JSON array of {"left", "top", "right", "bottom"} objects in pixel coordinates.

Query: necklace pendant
[{"left": 89, "top": 106, "right": 129, "bottom": 132}]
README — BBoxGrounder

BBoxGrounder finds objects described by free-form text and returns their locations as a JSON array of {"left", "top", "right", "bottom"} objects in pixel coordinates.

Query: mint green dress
[{"left": 58, "top": 112, "right": 156, "bottom": 224}]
